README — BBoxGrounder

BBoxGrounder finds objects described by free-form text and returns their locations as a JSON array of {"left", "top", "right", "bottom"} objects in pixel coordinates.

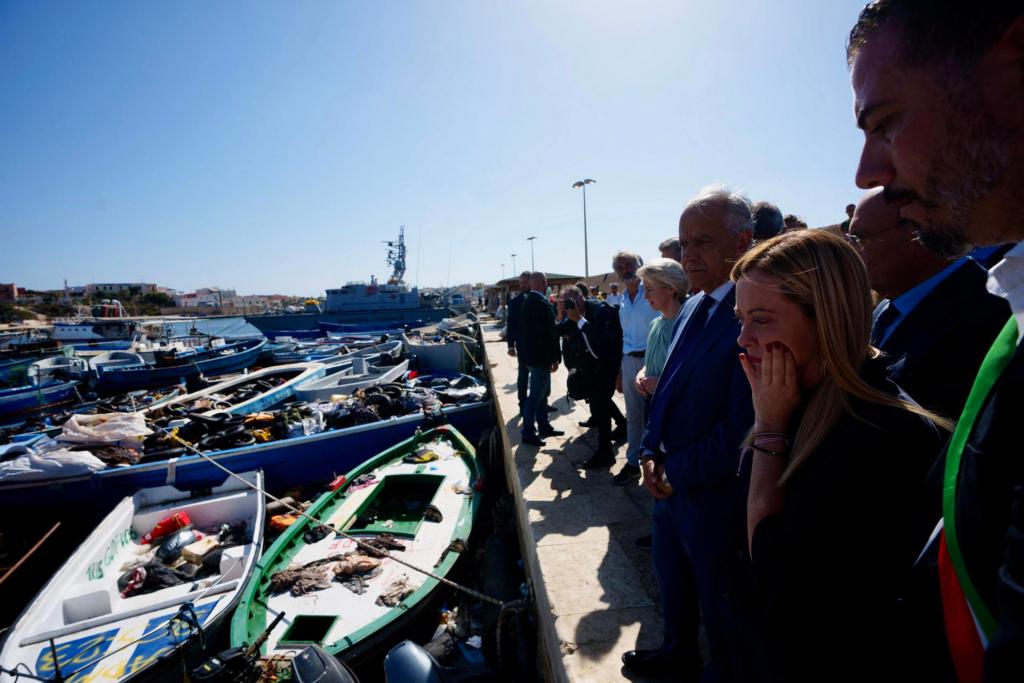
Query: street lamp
[
  {"left": 572, "top": 178, "right": 596, "bottom": 277},
  {"left": 527, "top": 236, "right": 537, "bottom": 271},
  {"left": 511, "top": 253, "right": 517, "bottom": 274},
  {"left": 501, "top": 263, "right": 506, "bottom": 280}
]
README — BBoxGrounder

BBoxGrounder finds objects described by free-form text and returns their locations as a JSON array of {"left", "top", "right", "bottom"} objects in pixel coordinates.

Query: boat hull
[
  {"left": 96, "top": 340, "right": 267, "bottom": 392},
  {"left": 0, "top": 401, "right": 492, "bottom": 517},
  {"left": 245, "top": 307, "right": 450, "bottom": 334}
]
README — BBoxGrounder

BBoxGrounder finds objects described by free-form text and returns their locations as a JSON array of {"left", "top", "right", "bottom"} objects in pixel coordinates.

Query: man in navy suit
[
  {"left": 505, "top": 271, "right": 532, "bottom": 413},
  {"left": 622, "top": 186, "right": 754, "bottom": 681},
  {"left": 517, "top": 272, "right": 562, "bottom": 446},
  {"left": 850, "top": 188, "right": 1010, "bottom": 422}
]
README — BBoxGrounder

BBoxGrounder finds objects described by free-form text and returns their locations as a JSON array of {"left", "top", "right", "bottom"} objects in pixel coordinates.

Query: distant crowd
[{"left": 503, "top": 2, "right": 1023, "bottom": 682}]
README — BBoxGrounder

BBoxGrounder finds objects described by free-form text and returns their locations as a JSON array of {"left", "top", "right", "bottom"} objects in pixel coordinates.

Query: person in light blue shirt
[{"left": 613, "top": 251, "right": 659, "bottom": 477}]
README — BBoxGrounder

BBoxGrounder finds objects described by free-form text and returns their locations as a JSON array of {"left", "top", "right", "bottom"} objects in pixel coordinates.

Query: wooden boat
[
  {"left": 0, "top": 398, "right": 491, "bottom": 516},
  {"left": 230, "top": 426, "right": 479, "bottom": 666},
  {"left": 146, "top": 362, "right": 330, "bottom": 417},
  {"left": 27, "top": 356, "right": 90, "bottom": 384},
  {"left": 402, "top": 333, "right": 473, "bottom": 374},
  {"left": 0, "top": 381, "right": 81, "bottom": 421},
  {"left": 95, "top": 340, "right": 267, "bottom": 392},
  {"left": 0, "top": 471, "right": 265, "bottom": 682},
  {"left": 89, "top": 351, "right": 147, "bottom": 377},
  {"left": 273, "top": 339, "right": 403, "bottom": 367},
  {"left": 293, "top": 358, "right": 410, "bottom": 403}
]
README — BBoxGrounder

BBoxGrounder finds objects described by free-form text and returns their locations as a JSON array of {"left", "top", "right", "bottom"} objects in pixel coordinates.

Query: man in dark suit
[
  {"left": 849, "top": 4, "right": 1024, "bottom": 679},
  {"left": 506, "top": 271, "right": 532, "bottom": 413},
  {"left": 518, "top": 271, "right": 561, "bottom": 446},
  {"left": 850, "top": 188, "right": 1010, "bottom": 421},
  {"left": 622, "top": 187, "right": 754, "bottom": 681}
]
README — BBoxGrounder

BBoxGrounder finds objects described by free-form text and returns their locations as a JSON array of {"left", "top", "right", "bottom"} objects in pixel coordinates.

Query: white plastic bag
[{"left": 59, "top": 412, "right": 152, "bottom": 447}]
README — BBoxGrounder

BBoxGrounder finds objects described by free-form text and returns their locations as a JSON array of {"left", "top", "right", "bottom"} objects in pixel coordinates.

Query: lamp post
[
  {"left": 527, "top": 236, "right": 537, "bottom": 271},
  {"left": 511, "top": 253, "right": 517, "bottom": 274},
  {"left": 572, "top": 178, "right": 596, "bottom": 277},
  {"left": 501, "top": 263, "right": 505, "bottom": 280}
]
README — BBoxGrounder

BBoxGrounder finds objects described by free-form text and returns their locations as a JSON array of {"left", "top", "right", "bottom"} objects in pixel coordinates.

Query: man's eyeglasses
[{"left": 844, "top": 222, "right": 904, "bottom": 247}]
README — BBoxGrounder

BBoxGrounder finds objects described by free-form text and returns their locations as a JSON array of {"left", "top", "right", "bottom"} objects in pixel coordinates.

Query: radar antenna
[{"left": 384, "top": 225, "right": 408, "bottom": 284}]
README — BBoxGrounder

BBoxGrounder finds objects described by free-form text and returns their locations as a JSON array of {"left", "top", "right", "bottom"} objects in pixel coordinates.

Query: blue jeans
[
  {"left": 517, "top": 361, "right": 529, "bottom": 408},
  {"left": 521, "top": 365, "right": 553, "bottom": 437}
]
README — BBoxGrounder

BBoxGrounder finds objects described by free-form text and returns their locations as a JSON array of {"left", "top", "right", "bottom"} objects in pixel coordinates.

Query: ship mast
[{"left": 384, "top": 226, "right": 407, "bottom": 284}]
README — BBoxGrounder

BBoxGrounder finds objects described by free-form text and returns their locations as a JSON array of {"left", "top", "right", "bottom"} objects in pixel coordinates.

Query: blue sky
[{"left": 1, "top": 1, "right": 869, "bottom": 296}]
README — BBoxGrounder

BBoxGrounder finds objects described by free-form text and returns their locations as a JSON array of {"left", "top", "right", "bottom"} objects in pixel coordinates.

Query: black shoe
[
  {"left": 583, "top": 449, "right": 615, "bottom": 469},
  {"left": 538, "top": 427, "right": 564, "bottom": 437},
  {"left": 612, "top": 463, "right": 641, "bottom": 485},
  {"left": 520, "top": 434, "right": 545, "bottom": 446},
  {"left": 579, "top": 418, "right": 596, "bottom": 428},
  {"left": 621, "top": 649, "right": 699, "bottom": 679},
  {"left": 546, "top": 404, "right": 558, "bottom": 413},
  {"left": 610, "top": 423, "right": 627, "bottom": 442},
  {"left": 634, "top": 534, "right": 652, "bottom": 551}
]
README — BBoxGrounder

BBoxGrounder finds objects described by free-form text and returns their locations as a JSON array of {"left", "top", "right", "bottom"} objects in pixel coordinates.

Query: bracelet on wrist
[{"left": 751, "top": 443, "right": 789, "bottom": 458}]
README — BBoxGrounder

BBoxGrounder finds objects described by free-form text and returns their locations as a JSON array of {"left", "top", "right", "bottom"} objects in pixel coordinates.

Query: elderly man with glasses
[{"left": 848, "top": 188, "right": 1009, "bottom": 421}]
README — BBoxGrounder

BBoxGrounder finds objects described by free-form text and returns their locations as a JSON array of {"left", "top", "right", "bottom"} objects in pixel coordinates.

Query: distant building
[
  {"left": 174, "top": 287, "right": 238, "bottom": 308},
  {"left": 87, "top": 282, "right": 157, "bottom": 296},
  {"left": 0, "top": 283, "right": 18, "bottom": 301}
]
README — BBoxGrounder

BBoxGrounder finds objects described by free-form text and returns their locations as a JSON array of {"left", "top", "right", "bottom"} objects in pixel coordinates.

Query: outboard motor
[
  {"left": 384, "top": 640, "right": 445, "bottom": 683},
  {"left": 291, "top": 644, "right": 360, "bottom": 683}
]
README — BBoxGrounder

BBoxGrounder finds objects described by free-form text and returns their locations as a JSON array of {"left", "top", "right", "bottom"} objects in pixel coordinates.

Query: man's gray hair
[
  {"left": 684, "top": 185, "right": 754, "bottom": 236},
  {"left": 611, "top": 251, "right": 642, "bottom": 268}
]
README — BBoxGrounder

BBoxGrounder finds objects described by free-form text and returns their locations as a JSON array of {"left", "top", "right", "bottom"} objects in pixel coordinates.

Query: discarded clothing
[
  {"left": 270, "top": 552, "right": 382, "bottom": 596},
  {"left": 376, "top": 577, "right": 414, "bottom": 607}
]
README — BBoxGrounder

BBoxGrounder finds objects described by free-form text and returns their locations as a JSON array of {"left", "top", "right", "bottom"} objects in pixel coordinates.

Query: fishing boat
[
  {"left": 148, "top": 362, "right": 331, "bottom": 417},
  {"left": 402, "top": 333, "right": 474, "bottom": 374},
  {"left": 89, "top": 351, "right": 147, "bottom": 377},
  {"left": 230, "top": 426, "right": 479, "bottom": 666},
  {"left": 294, "top": 357, "right": 410, "bottom": 402},
  {"left": 0, "top": 392, "right": 491, "bottom": 515},
  {"left": 0, "top": 471, "right": 265, "bottom": 682},
  {"left": 270, "top": 342, "right": 349, "bottom": 365},
  {"left": 0, "top": 381, "right": 81, "bottom": 421},
  {"left": 95, "top": 340, "right": 267, "bottom": 392},
  {"left": 28, "top": 356, "right": 90, "bottom": 383}
]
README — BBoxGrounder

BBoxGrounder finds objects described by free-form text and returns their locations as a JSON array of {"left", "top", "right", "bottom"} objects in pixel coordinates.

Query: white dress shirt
[{"left": 986, "top": 241, "right": 1024, "bottom": 344}]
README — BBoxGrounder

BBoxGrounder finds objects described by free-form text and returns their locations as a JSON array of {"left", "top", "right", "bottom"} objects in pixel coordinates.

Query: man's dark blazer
[
  {"left": 506, "top": 291, "right": 525, "bottom": 352},
  {"left": 517, "top": 291, "right": 561, "bottom": 367},
  {"left": 642, "top": 285, "right": 753, "bottom": 497},
  {"left": 877, "top": 258, "right": 1010, "bottom": 422}
]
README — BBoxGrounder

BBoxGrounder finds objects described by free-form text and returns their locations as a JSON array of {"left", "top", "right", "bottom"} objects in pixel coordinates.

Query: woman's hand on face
[{"left": 739, "top": 342, "right": 801, "bottom": 431}]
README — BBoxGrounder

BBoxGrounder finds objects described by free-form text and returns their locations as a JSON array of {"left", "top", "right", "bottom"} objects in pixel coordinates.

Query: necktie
[{"left": 871, "top": 301, "right": 900, "bottom": 347}]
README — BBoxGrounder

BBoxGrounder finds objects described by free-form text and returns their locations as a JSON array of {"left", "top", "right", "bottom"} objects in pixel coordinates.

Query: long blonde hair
[{"left": 731, "top": 230, "right": 951, "bottom": 483}]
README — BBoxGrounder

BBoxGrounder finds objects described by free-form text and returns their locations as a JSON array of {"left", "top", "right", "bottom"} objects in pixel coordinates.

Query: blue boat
[
  {"left": 318, "top": 321, "right": 421, "bottom": 334},
  {"left": 0, "top": 381, "right": 81, "bottom": 420},
  {"left": 0, "top": 400, "right": 492, "bottom": 515},
  {"left": 95, "top": 339, "right": 267, "bottom": 392}
]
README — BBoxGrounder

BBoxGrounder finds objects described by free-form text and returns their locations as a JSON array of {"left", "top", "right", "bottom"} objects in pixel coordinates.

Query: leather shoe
[
  {"left": 546, "top": 404, "right": 558, "bottom": 413},
  {"left": 621, "top": 649, "right": 700, "bottom": 679},
  {"left": 612, "top": 463, "right": 640, "bottom": 485},
  {"left": 634, "top": 534, "right": 652, "bottom": 551},
  {"left": 579, "top": 418, "right": 596, "bottom": 428},
  {"left": 538, "top": 427, "right": 565, "bottom": 437},
  {"left": 520, "top": 434, "right": 545, "bottom": 446},
  {"left": 583, "top": 449, "right": 615, "bottom": 469}
]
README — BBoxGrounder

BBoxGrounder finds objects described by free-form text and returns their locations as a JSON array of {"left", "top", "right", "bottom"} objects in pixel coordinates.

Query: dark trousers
[
  {"left": 516, "top": 360, "right": 529, "bottom": 408},
  {"left": 589, "top": 369, "right": 623, "bottom": 450},
  {"left": 521, "top": 365, "right": 553, "bottom": 437},
  {"left": 652, "top": 493, "right": 735, "bottom": 682}
]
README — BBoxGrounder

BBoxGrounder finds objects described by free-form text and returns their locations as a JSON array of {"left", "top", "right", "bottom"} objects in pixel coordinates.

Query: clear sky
[{"left": 1, "top": 1, "right": 870, "bottom": 296}]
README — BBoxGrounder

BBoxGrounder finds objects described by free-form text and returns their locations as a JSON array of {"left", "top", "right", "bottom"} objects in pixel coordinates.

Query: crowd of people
[{"left": 503, "top": 2, "right": 1024, "bottom": 681}]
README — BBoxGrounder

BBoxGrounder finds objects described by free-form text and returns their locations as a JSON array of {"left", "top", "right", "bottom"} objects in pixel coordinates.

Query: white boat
[
  {"left": 402, "top": 332, "right": 474, "bottom": 374},
  {"left": 0, "top": 471, "right": 265, "bottom": 682},
  {"left": 293, "top": 357, "right": 410, "bottom": 402},
  {"left": 27, "top": 356, "right": 90, "bottom": 384},
  {"left": 147, "top": 362, "right": 330, "bottom": 417},
  {"left": 89, "top": 351, "right": 147, "bottom": 377}
]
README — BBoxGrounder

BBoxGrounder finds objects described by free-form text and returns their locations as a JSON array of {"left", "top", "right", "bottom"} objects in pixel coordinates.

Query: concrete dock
[{"left": 482, "top": 323, "right": 668, "bottom": 682}]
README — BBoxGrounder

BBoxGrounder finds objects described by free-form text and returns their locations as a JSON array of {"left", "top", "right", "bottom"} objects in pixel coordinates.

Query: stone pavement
[{"left": 482, "top": 324, "right": 668, "bottom": 683}]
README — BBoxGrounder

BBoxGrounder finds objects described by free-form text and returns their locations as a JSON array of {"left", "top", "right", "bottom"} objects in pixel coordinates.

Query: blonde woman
[{"left": 731, "top": 229, "right": 948, "bottom": 681}]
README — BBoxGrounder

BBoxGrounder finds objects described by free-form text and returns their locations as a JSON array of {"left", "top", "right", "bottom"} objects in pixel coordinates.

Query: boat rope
[{"left": 157, "top": 424, "right": 518, "bottom": 610}]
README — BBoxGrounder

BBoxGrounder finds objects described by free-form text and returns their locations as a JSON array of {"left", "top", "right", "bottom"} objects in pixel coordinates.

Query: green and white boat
[{"left": 229, "top": 425, "right": 480, "bottom": 667}]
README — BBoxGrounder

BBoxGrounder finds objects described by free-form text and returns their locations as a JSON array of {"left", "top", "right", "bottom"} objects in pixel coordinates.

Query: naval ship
[{"left": 244, "top": 227, "right": 449, "bottom": 336}]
